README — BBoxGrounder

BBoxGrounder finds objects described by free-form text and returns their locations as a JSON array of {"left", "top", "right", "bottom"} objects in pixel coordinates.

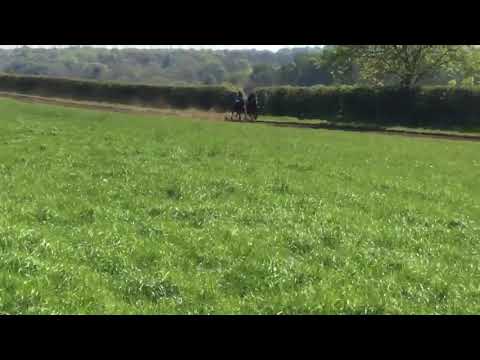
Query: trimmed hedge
[
  {"left": 0, "top": 73, "right": 237, "bottom": 111},
  {"left": 1, "top": 74, "right": 479, "bottom": 129},
  {"left": 257, "top": 85, "right": 480, "bottom": 129},
  {"left": 257, "top": 86, "right": 340, "bottom": 120}
]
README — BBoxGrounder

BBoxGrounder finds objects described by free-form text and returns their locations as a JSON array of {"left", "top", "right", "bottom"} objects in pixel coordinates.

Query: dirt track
[
  {"left": 1, "top": 91, "right": 480, "bottom": 143},
  {"left": 251, "top": 120, "right": 480, "bottom": 142},
  {"left": 0, "top": 92, "right": 226, "bottom": 122}
]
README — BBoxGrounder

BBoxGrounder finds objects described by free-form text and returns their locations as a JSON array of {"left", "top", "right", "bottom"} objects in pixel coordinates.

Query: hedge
[
  {"left": 0, "top": 73, "right": 237, "bottom": 111},
  {"left": 257, "top": 85, "right": 480, "bottom": 129},
  {"left": 1, "top": 74, "right": 479, "bottom": 129}
]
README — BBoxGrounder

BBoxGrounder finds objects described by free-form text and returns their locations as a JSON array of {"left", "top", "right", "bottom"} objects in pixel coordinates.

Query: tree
[
  {"left": 82, "top": 63, "right": 110, "bottom": 80},
  {"left": 319, "top": 47, "right": 359, "bottom": 85},
  {"left": 4, "top": 61, "right": 49, "bottom": 76},
  {"left": 225, "top": 59, "right": 252, "bottom": 87},
  {"left": 277, "top": 63, "right": 298, "bottom": 85},
  {"left": 199, "top": 62, "right": 227, "bottom": 84},
  {"left": 451, "top": 46, "right": 480, "bottom": 85},
  {"left": 294, "top": 53, "right": 333, "bottom": 86},
  {"left": 337, "top": 45, "right": 468, "bottom": 88},
  {"left": 250, "top": 64, "right": 277, "bottom": 86}
]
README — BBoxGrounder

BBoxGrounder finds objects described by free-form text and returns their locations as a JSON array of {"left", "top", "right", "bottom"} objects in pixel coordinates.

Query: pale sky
[{"left": 0, "top": 45, "right": 321, "bottom": 52}]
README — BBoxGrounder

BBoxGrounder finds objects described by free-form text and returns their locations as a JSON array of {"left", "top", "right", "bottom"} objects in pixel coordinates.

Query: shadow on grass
[{"left": 230, "top": 118, "right": 480, "bottom": 142}]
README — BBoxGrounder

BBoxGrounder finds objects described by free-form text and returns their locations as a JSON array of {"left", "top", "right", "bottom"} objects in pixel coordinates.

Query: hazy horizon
[{"left": 0, "top": 45, "right": 322, "bottom": 52}]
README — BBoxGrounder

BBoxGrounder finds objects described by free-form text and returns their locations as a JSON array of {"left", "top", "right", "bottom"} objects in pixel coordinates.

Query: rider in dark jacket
[{"left": 236, "top": 91, "right": 244, "bottom": 104}]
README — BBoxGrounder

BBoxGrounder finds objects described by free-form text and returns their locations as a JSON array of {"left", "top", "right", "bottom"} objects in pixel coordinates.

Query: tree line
[
  {"left": 0, "top": 46, "right": 479, "bottom": 89},
  {"left": 0, "top": 46, "right": 321, "bottom": 87}
]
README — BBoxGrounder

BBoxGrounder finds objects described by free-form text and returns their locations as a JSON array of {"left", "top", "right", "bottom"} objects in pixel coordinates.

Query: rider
[{"left": 235, "top": 91, "right": 244, "bottom": 105}]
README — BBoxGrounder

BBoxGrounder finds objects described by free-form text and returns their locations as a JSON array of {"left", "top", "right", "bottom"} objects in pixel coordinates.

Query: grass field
[{"left": 1, "top": 97, "right": 479, "bottom": 315}]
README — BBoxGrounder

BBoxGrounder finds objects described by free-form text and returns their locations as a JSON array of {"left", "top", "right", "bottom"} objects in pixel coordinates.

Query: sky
[{"left": 0, "top": 45, "right": 321, "bottom": 52}]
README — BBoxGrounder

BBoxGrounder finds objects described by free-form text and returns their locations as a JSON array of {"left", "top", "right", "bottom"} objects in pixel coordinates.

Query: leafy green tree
[
  {"left": 318, "top": 47, "right": 359, "bottom": 85},
  {"left": 294, "top": 53, "right": 333, "bottom": 86},
  {"left": 337, "top": 45, "right": 468, "bottom": 88}
]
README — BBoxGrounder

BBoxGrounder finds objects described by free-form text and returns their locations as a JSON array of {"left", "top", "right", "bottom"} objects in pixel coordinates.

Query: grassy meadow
[{"left": 0, "top": 97, "right": 479, "bottom": 314}]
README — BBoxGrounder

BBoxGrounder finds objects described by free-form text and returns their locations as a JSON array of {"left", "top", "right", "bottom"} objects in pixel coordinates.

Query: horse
[
  {"left": 226, "top": 97, "right": 246, "bottom": 121},
  {"left": 246, "top": 95, "right": 258, "bottom": 122}
]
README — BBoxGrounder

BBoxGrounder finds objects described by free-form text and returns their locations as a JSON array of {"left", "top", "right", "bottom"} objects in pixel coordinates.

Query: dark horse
[
  {"left": 233, "top": 97, "right": 246, "bottom": 121},
  {"left": 246, "top": 94, "right": 258, "bottom": 122},
  {"left": 226, "top": 93, "right": 246, "bottom": 121}
]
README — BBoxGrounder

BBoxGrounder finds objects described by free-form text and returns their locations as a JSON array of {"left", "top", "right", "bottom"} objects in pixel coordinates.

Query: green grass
[{"left": 1, "top": 97, "right": 479, "bottom": 315}]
